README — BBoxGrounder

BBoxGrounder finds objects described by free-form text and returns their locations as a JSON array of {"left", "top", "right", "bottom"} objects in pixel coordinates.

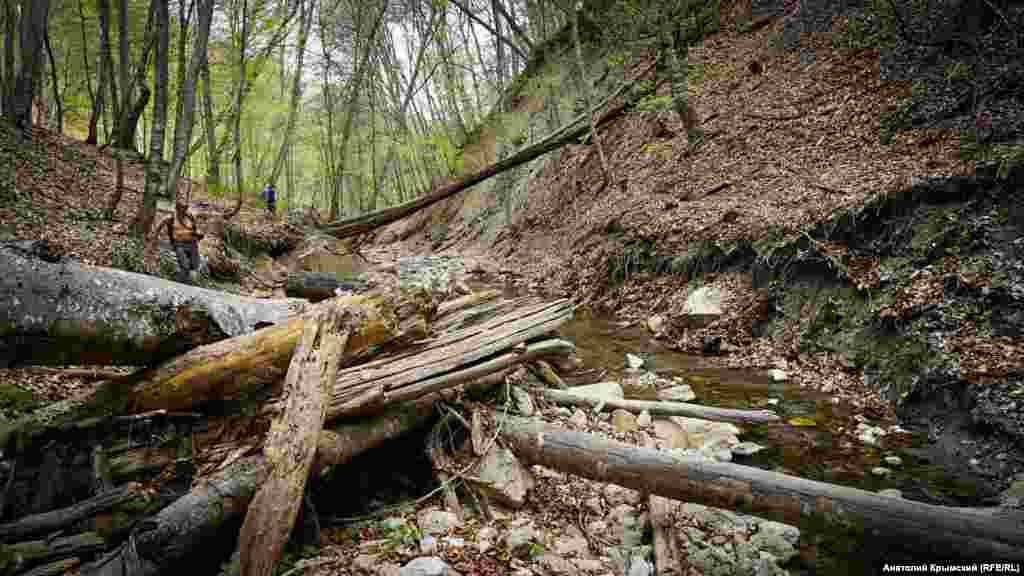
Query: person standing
[
  {"left": 262, "top": 182, "right": 277, "bottom": 216},
  {"left": 160, "top": 206, "right": 204, "bottom": 284}
]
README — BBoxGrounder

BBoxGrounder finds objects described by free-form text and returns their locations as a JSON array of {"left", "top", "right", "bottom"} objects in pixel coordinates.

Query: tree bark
[
  {"left": 130, "top": 0, "right": 168, "bottom": 238},
  {"left": 541, "top": 388, "right": 780, "bottom": 424},
  {"left": 164, "top": 0, "right": 214, "bottom": 212},
  {"left": 236, "top": 302, "right": 350, "bottom": 576},
  {"left": 12, "top": 0, "right": 51, "bottom": 138},
  {"left": 498, "top": 415, "right": 1024, "bottom": 562},
  {"left": 0, "top": 241, "right": 305, "bottom": 367}
]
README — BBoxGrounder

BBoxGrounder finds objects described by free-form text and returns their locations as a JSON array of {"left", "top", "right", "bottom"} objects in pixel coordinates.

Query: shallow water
[{"left": 556, "top": 311, "right": 981, "bottom": 502}]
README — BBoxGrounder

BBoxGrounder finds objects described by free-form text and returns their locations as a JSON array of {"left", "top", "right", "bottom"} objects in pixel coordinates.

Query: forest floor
[{"left": 1, "top": 2, "right": 1023, "bottom": 575}]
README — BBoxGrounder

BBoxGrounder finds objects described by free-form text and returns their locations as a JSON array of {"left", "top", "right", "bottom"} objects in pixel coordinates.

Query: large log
[
  {"left": 237, "top": 303, "right": 349, "bottom": 576},
  {"left": 284, "top": 271, "right": 375, "bottom": 302},
  {"left": 498, "top": 416, "right": 1024, "bottom": 562},
  {"left": 0, "top": 241, "right": 306, "bottom": 367},
  {"left": 127, "top": 288, "right": 434, "bottom": 413}
]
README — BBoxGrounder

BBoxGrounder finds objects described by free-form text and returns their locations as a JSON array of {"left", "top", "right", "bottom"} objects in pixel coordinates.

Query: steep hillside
[{"left": 394, "top": 0, "right": 1024, "bottom": 492}]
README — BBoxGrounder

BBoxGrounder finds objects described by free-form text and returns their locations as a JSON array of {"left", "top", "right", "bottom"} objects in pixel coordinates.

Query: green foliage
[
  {"left": 767, "top": 30, "right": 785, "bottom": 49},
  {"left": 636, "top": 95, "right": 675, "bottom": 113},
  {"left": 879, "top": 98, "right": 913, "bottom": 145},
  {"left": 735, "top": 14, "right": 754, "bottom": 33},
  {"left": 0, "top": 384, "right": 40, "bottom": 416},
  {"left": 381, "top": 517, "right": 422, "bottom": 547},
  {"left": 832, "top": 0, "right": 898, "bottom": 50},
  {"left": 110, "top": 236, "right": 148, "bottom": 273},
  {"left": 944, "top": 61, "right": 975, "bottom": 82}
]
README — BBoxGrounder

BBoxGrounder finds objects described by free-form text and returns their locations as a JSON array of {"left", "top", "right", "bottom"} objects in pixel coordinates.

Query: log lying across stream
[{"left": 497, "top": 415, "right": 1024, "bottom": 562}]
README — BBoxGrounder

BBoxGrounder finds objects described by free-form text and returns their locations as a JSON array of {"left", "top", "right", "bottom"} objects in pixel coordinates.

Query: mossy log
[
  {"left": 498, "top": 415, "right": 1024, "bottom": 562},
  {"left": 236, "top": 303, "right": 349, "bottom": 576},
  {"left": 127, "top": 288, "right": 435, "bottom": 414},
  {"left": 0, "top": 532, "right": 105, "bottom": 574},
  {"left": 0, "top": 240, "right": 306, "bottom": 367}
]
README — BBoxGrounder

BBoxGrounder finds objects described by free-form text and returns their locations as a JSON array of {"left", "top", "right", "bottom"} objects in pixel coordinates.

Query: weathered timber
[
  {"left": 82, "top": 397, "right": 448, "bottom": 576},
  {"left": 283, "top": 271, "right": 376, "bottom": 302},
  {"left": 0, "top": 241, "right": 306, "bottom": 367},
  {"left": 327, "top": 297, "right": 575, "bottom": 419},
  {"left": 649, "top": 495, "right": 682, "bottom": 576},
  {"left": 0, "top": 532, "right": 106, "bottom": 573},
  {"left": 0, "top": 483, "right": 143, "bottom": 543},
  {"left": 497, "top": 415, "right": 1024, "bottom": 562},
  {"left": 237, "top": 303, "right": 350, "bottom": 576},
  {"left": 531, "top": 360, "right": 566, "bottom": 389},
  {"left": 541, "top": 389, "right": 780, "bottom": 424},
  {"left": 128, "top": 288, "right": 435, "bottom": 413}
]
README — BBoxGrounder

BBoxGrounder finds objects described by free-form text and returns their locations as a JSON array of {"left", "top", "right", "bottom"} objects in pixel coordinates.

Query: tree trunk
[
  {"left": 284, "top": 271, "right": 376, "bottom": 302},
  {"left": 130, "top": 0, "right": 168, "bottom": 238},
  {"left": 236, "top": 302, "right": 349, "bottom": 576},
  {"left": 227, "top": 0, "right": 248, "bottom": 221},
  {"left": 164, "top": 0, "right": 213, "bottom": 210},
  {"left": 97, "top": 0, "right": 119, "bottom": 141},
  {"left": 200, "top": 56, "right": 219, "bottom": 186},
  {"left": 0, "top": 241, "right": 305, "bottom": 367},
  {"left": 43, "top": 23, "right": 61, "bottom": 133},
  {"left": 571, "top": 2, "right": 610, "bottom": 190},
  {"left": 497, "top": 415, "right": 1024, "bottom": 562},
  {"left": 322, "top": 61, "right": 656, "bottom": 239},
  {"left": 2, "top": 1, "right": 15, "bottom": 117},
  {"left": 268, "top": 0, "right": 313, "bottom": 187},
  {"left": 328, "top": 0, "right": 388, "bottom": 221},
  {"left": 12, "top": 0, "right": 51, "bottom": 138}
]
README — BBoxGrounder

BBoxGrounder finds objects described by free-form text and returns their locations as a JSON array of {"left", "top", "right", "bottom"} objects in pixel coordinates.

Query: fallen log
[
  {"left": 0, "top": 483, "right": 144, "bottom": 543},
  {"left": 0, "top": 532, "right": 106, "bottom": 573},
  {"left": 541, "top": 389, "right": 780, "bottom": 424},
  {"left": 284, "top": 271, "right": 376, "bottom": 302},
  {"left": 127, "top": 288, "right": 434, "bottom": 414},
  {"left": 320, "top": 58, "right": 661, "bottom": 240},
  {"left": 327, "top": 297, "right": 576, "bottom": 418},
  {"left": 237, "top": 302, "right": 349, "bottom": 576},
  {"left": 0, "top": 241, "right": 306, "bottom": 367},
  {"left": 497, "top": 415, "right": 1024, "bottom": 562}
]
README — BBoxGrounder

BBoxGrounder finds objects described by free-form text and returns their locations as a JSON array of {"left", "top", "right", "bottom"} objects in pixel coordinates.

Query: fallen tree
[
  {"left": 320, "top": 58, "right": 660, "bottom": 240},
  {"left": 541, "top": 388, "right": 780, "bottom": 424},
  {"left": 497, "top": 415, "right": 1024, "bottom": 562},
  {"left": 0, "top": 240, "right": 307, "bottom": 367}
]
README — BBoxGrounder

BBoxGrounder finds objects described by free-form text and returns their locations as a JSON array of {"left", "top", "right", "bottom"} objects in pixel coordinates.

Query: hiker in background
[
  {"left": 159, "top": 205, "right": 204, "bottom": 284},
  {"left": 262, "top": 182, "right": 276, "bottom": 216}
]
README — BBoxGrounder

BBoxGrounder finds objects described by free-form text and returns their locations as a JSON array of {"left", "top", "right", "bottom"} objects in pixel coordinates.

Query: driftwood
[
  {"left": 284, "top": 271, "right": 375, "bottom": 302},
  {"left": 128, "top": 288, "right": 434, "bottom": 414},
  {"left": 0, "top": 483, "right": 144, "bottom": 543},
  {"left": 0, "top": 532, "right": 106, "bottom": 573},
  {"left": 236, "top": 302, "right": 349, "bottom": 576},
  {"left": 0, "top": 241, "right": 306, "bottom": 367},
  {"left": 327, "top": 298, "right": 576, "bottom": 418},
  {"left": 541, "top": 389, "right": 780, "bottom": 424},
  {"left": 497, "top": 415, "right": 1024, "bottom": 562}
]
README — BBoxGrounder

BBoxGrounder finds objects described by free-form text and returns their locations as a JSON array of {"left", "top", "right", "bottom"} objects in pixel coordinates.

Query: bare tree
[
  {"left": 11, "top": 0, "right": 52, "bottom": 138},
  {"left": 130, "top": 0, "right": 168, "bottom": 238}
]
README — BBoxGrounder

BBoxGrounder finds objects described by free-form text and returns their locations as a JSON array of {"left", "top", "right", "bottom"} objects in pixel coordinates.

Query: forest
[{"left": 1, "top": 0, "right": 1023, "bottom": 575}]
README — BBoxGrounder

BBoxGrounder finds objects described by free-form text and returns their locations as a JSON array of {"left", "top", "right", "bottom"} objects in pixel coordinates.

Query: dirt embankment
[{"left": 403, "top": 0, "right": 1024, "bottom": 493}]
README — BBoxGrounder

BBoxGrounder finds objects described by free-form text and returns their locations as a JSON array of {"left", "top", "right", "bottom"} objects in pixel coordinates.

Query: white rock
[
  {"left": 871, "top": 467, "right": 891, "bottom": 477},
  {"left": 637, "top": 410, "right": 652, "bottom": 427},
  {"left": 884, "top": 455, "right": 903, "bottom": 466},
  {"left": 626, "top": 353, "right": 645, "bottom": 370},
  {"left": 768, "top": 369, "right": 788, "bottom": 382}
]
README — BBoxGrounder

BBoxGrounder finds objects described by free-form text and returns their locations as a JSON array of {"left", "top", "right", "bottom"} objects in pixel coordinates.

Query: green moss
[
  {"left": 879, "top": 98, "right": 913, "bottom": 145},
  {"left": 0, "top": 384, "right": 41, "bottom": 415}
]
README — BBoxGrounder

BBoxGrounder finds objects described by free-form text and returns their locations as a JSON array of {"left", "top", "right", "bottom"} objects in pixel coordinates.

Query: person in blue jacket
[{"left": 262, "top": 182, "right": 277, "bottom": 216}]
